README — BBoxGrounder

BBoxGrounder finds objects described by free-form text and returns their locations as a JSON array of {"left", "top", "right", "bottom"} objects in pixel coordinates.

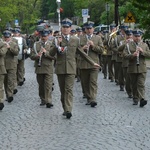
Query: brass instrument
[{"left": 102, "top": 46, "right": 107, "bottom": 55}]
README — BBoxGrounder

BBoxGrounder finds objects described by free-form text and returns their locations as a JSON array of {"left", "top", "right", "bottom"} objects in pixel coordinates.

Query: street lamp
[
  {"left": 105, "top": 3, "right": 110, "bottom": 30},
  {"left": 56, "top": 0, "right": 61, "bottom": 31}
]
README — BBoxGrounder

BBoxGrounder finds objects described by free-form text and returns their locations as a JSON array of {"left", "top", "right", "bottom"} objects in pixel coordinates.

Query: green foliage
[{"left": 0, "top": 0, "right": 149, "bottom": 37}]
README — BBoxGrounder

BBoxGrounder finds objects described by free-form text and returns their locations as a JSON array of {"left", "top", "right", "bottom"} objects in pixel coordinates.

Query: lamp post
[
  {"left": 56, "top": 0, "right": 61, "bottom": 31},
  {"left": 105, "top": 3, "right": 110, "bottom": 30},
  {"left": 115, "top": 0, "right": 119, "bottom": 26}
]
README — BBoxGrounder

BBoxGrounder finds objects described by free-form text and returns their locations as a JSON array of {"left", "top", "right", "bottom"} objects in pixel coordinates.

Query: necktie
[
  {"left": 65, "top": 36, "right": 68, "bottom": 41},
  {"left": 88, "top": 35, "right": 91, "bottom": 40}
]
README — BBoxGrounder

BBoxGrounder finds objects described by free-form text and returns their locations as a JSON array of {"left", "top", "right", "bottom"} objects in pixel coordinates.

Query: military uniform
[
  {"left": 79, "top": 21, "right": 103, "bottom": 106},
  {"left": 101, "top": 30, "right": 109, "bottom": 79},
  {"left": 0, "top": 41, "right": 7, "bottom": 110},
  {"left": 3, "top": 30, "right": 19, "bottom": 103},
  {"left": 124, "top": 30, "right": 150, "bottom": 106},
  {"left": 30, "top": 29, "right": 54, "bottom": 108},
  {"left": 118, "top": 29, "right": 134, "bottom": 97},
  {"left": 12, "top": 28, "right": 28, "bottom": 86},
  {"left": 50, "top": 18, "right": 98, "bottom": 119},
  {"left": 104, "top": 24, "right": 117, "bottom": 82}
]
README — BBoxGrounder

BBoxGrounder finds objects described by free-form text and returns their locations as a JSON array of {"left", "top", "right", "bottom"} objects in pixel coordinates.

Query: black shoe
[
  {"left": 8, "top": 97, "right": 13, "bottom": 103},
  {"left": 128, "top": 94, "right": 133, "bottom": 98},
  {"left": 66, "top": 111, "right": 72, "bottom": 119},
  {"left": 85, "top": 102, "right": 91, "bottom": 105},
  {"left": 133, "top": 98, "right": 138, "bottom": 105},
  {"left": 90, "top": 101, "right": 97, "bottom": 107},
  {"left": 0, "top": 103, "right": 4, "bottom": 110},
  {"left": 52, "top": 87, "right": 54, "bottom": 91},
  {"left": 62, "top": 112, "right": 66, "bottom": 116},
  {"left": 120, "top": 85, "right": 124, "bottom": 91},
  {"left": 83, "top": 95, "right": 87, "bottom": 99},
  {"left": 13, "top": 89, "right": 18, "bottom": 94},
  {"left": 23, "top": 78, "right": 26, "bottom": 82},
  {"left": 18, "top": 81, "right": 24, "bottom": 86},
  {"left": 40, "top": 101, "right": 46, "bottom": 106},
  {"left": 140, "top": 99, "right": 147, "bottom": 107},
  {"left": 110, "top": 79, "right": 114, "bottom": 82},
  {"left": 46, "top": 103, "right": 53, "bottom": 108}
]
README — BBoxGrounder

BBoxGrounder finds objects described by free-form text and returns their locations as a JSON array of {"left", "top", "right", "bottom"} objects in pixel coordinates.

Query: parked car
[{"left": 94, "top": 24, "right": 109, "bottom": 32}]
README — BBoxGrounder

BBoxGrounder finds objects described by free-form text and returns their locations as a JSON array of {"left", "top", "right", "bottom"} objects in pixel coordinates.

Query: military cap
[
  {"left": 40, "top": 29, "right": 50, "bottom": 37},
  {"left": 3, "top": 30, "right": 12, "bottom": 38},
  {"left": 12, "top": 28, "right": 21, "bottom": 33},
  {"left": 84, "top": 21, "right": 94, "bottom": 29},
  {"left": 133, "top": 29, "right": 143, "bottom": 36},
  {"left": 125, "top": 29, "right": 133, "bottom": 35},
  {"left": 110, "top": 24, "right": 116, "bottom": 29},
  {"left": 76, "top": 27, "right": 82, "bottom": 32},
  {"left": 61, "top": 18, "right": 72, "bottom": 27},
  {"left": 103, "top": 30, "right": 109, "bottom": 34},
  {"left": 70, "top": 29, "right": 76, "bottom": 33},
  {"left": 5, "top": 27, "right": 13, "bottom": 32},
  {"left": 119, "top": 25, "right": 128, "bottom": 31}
]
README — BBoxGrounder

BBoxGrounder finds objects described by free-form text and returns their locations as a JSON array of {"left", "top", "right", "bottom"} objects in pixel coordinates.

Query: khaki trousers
[
  {"left": 80, "top": 69, "right": 98, "bottom": 102},
  {"left": 0, "top": 75, "right": 5, "bottom": 103},
  {"left": 130, "top": 73, "right": 146, "bottom": 100},
  {"left": 36, "top": 73, "right": 53, "bottom": 103},
  {"left": 4, "top": 69, "right": 16, "bottom": 98},
  {"left": 57, "top": 74, "right": 75, "bottom": 112},
  {"left": 17, "top": 59, "right": 25, "bottom": 83}
]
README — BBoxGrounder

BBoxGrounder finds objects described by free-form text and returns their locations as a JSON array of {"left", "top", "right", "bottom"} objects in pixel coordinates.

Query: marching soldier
[
  {"left": 124, "top": 29, "right": 150, "bottom": 106},
  {"left": 79, "top": 21, "right": 104, "bottom": 107},
  {"left": 112, "top": 25, "right": 128, "bottom": 90},
  {"left": 12, "top": 28, "right": 28, "bottom": 86},
  {"left": 49, "top": 18, "right": 100, "bottom": 119},
  {"left": 3, "top": 30, "right": 19, "bottom": 103},
  {"left": 0, "top": 41, "right": 7, "bottom": 110},
  {"left": 118, "top": 29, "right": 133, "bottom": 98},
  {"left": 101, "top": 30, "right": 109, "bottom": 79},
  {"left": 30, "top": 29, "right": 55, "bottom": 108},
  {"left": 103, "top": 24, "right": 117, "bottom": 82}
]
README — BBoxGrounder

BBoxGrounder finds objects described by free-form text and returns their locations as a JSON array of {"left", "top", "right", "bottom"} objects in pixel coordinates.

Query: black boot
[
  {"left": 8, "top": 97, "right": 13, "bottom": 103},
  {"left": 0, "top": 103, "right": 4, "bottom": 110}
]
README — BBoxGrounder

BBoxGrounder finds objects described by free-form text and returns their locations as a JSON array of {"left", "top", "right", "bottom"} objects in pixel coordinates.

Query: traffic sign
[
  {"left": 15, "top": 19, "right": 19, "bottom": 26},
  {"left": 82, "top": 9, "right": 88, "bottom": 17},
  {"left": 124, "top": 12, "right": 136, "bottom": 23}
]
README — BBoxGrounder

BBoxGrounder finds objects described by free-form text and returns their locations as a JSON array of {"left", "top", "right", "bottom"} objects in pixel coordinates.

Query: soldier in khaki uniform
[
  {"left": 104, "top": 24, "right": 117, "bottom": 82},
  {"left": 118, "top": 29, "right": 133, "bottom": 98},
  {"left": 3, "top": 30, "right": 19, "bottom": 103},
  {"left": 30, "top": 29, "right": 55, "bottom": 108},
  {"left": 50, "top": 18, "right": 100, "bottom": 119},
  {"left": 124, "top": 30, "right": 150, "bottom": 106},
  {"left": 0, "top": 41, "right": 7, "bottom": 110},
  {"left": 112, "top": 25, "right": 128, "bottom": 90},
  {"left": 12, "top": 28, "right": 28, "bottom": 86},
  {"left": 79, "top": 21, "right": 104, "bottom": 107},
  {"left": 101, "top": 30, "right": 109, "bottom": 79}
]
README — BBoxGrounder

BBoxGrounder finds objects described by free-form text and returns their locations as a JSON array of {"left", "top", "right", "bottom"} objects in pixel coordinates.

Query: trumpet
[{"left": 102, "top": 46, "right": 107, "bottom": 55}]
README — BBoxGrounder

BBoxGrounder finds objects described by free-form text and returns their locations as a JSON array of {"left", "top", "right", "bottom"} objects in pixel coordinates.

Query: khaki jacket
[
  {"left": 79, "top": 34, "right": 103, "bottom": 69},
  {"left": 112, "top": 34, "right": 126, "bottom": 62},
  {"left": 30, "top": 40, "right": 54, "bottom": 74},
  {"left": 0, "top": 42, "right": 7, "bottom": 74},
  {"left": 4, "top": 40, "right": 19, "bottom": 69},
  {"left": 50, "top": 35, "right": 95, "bottom": 74},
  {"left": 124, "top": 41, "right": 150, "bottom": 73}
]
